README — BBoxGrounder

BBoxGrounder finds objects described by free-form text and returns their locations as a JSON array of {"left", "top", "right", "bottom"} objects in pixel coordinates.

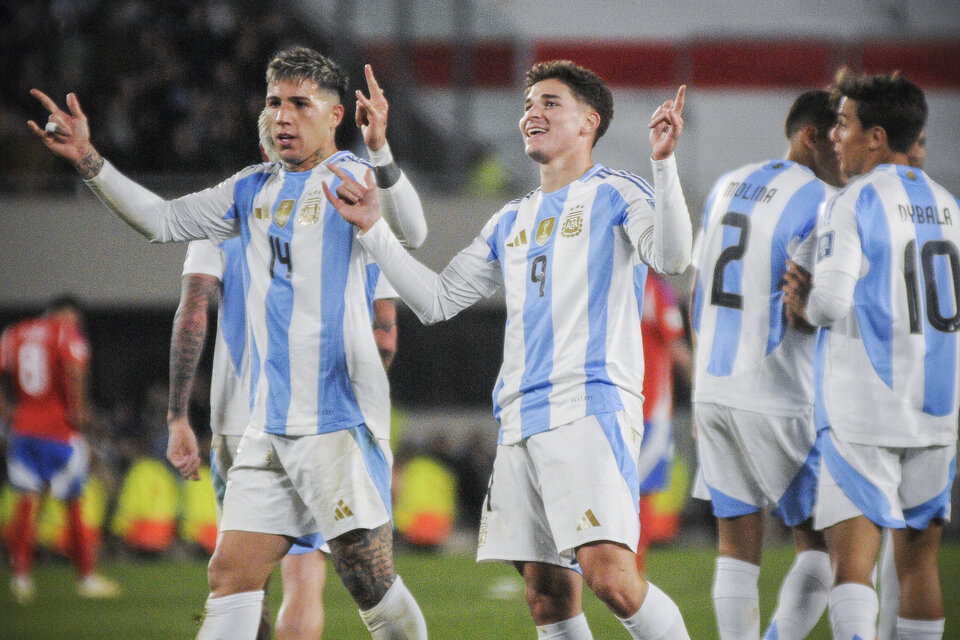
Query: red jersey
[
  {"left": 1, "top": 314, "right": 89, "bottom": 442},
  {"left": 641, "top": 275, "right": 685, "bottom": 422}
]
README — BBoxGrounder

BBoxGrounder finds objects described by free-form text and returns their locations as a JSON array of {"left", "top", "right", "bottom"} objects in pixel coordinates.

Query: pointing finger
[
  {"left": 673, "top": 85, "right": 686, "bottom": 116},
  {"left": 30, "top": 88, "right": 60, "bottom": 115},
  {"left": 364, "top": 64, "right": 383, "bottom": 96}
]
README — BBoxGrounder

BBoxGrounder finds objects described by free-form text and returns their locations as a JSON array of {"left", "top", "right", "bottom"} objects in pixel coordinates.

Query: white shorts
[
  {"left": 693, "top": 402, "right": 819, "bottom": 526},
  {"left": 219, "top": 425, "right": 391, "bottom": 545},
  {"left": 814, "top": 429, "right": 955, "bottom": 531},
  {"left": 477, "top": 411, "right": 642, "bottom": 568}
]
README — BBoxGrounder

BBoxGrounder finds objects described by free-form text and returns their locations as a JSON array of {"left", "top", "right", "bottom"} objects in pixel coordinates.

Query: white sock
[
  {"left": 828, "top": 583, "right": 878, "bottom": 640},
  {"left": 536, "top": 612, "right": 594, "bottom": 639},
  {"left": 618, "top": 581, "right": 690, "bottom": 640},
  {"left": 762, "top": 550, "right": 831, "bottom": 640},
  {"left": 713, "top": 557, "right": 760, "bottom": 640},
  {"left": 196, "top": 590, "right": 265, "bottom": 640},
  {"left": 876, "top": 530, "right": 899, "bottom": 640},
  {"left": 358, "top": 575, "right": 428, "bottom": 640},
  {"left": 896, "top": 617, "right": 945, "bottom": 640}
]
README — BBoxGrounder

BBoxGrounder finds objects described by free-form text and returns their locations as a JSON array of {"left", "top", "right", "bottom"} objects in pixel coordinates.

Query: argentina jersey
[
  {"left": 485, "top": 164, "right": 657, "bottom": 445},
  {"left": 223, "top": 153, "right": 391, "bottom": 439},
  {"left": 813, "top": 164, "right": 960, "bottom": 447},
  {"left": 692, "top": 160, "right": 829, "bottom": 416}
]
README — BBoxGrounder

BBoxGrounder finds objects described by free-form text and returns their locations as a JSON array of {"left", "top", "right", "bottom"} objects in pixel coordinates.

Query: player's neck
[
  {"left": 862, "top": 149, "right": 909, "bottom": 175},
  {"left": 538, "top": 151, "right": 594, "bottom": 193},
  {"left": 283, "top": 143, "right": 339, "bottom": 173}
]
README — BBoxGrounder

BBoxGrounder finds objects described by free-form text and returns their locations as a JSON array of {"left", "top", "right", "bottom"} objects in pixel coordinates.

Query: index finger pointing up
[
  {"left": 364, "top": 64, "right": 383, "bottom": 95},
  {"left": 672, "top": 85, "right": 686, "bottom": 116},
  {"left": 30, "top": 88, "right": 60, "bottom": 115}
]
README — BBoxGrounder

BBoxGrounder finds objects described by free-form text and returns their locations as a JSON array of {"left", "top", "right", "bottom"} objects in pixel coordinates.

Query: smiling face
[
  {"left": 264, "top": 77, "right": 343, "bottom": 172},
  {"left": 519, "top": 78, "right": 598, "bottom": 165}
]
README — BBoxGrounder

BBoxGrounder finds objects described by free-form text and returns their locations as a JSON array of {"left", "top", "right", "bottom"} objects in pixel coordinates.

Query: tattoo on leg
[{"left": 328, "top": 523, "right": 396, "bottom": 609}]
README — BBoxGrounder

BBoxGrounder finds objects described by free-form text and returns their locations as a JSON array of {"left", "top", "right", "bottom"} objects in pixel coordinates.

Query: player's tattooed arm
[
  {"left": 328, "top": 523, "right": 397, "bottom": 609},
  {"left": 168, "top": 274, "right": 220, "bottom": 421},
  {"left": 75, "top": 149, "right": 105, "bottom": 180}
]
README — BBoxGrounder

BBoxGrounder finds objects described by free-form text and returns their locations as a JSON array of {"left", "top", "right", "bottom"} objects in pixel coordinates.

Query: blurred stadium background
[{"left": 1, "top": 0, "right": 959, "bottom": 636}]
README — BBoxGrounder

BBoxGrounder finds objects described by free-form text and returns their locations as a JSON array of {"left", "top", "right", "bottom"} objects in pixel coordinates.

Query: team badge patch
[
  {"left": 297, "top": 193, "right": 323, "bottom": 226},
  {"left": 817, "top": 231, "right": 835, "bottom": 262},
  {"left": 535, "top": 217, "right": 556, "bottom": 245},
  {"left": 274, "top": 200, "right": 294, "bottom": 228},
  {"left": 561, "top": 205, "right": 584, "bottom": 238}
]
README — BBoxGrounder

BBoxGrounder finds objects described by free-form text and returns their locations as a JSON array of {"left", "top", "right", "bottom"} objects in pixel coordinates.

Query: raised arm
[
  {"left": 166, "top": 272, "right": 220, "bottom": 480},
  {"left": 643, "top": 86, "right": 692, "bottom": 274},
  {"left": 355, "top": 64, "right": 427, "bottom": 249},
  {"left": 323, "top": 166, "right": 498, "bottom": 324},
  {"left": 29, "top": 89, "right": 234, "bottom": 243}
]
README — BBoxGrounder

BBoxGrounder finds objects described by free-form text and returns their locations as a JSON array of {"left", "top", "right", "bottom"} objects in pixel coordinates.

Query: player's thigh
[
  {"left": 899, "top": 443, "right": 955, "bottom": 529},
  {"left": 815, "top": 430, "right": 904, "bottom": 530},
  {"left": 210, "top": 434, "right": 242, "bottom": 522},
  {"left": 275, "top": 426, "right": 392, "bottom": 542},
  {"left": 530, "top": 411, "right": 643, "bottom": 558},
  {"left": 477, "top": 439, "right": 566, "bottom": 567},
  {"left": 47, "top": 436, "right": 90, "bottom": 501},
  {"left": 695, "top": 402, "right": 815, "bottom": 521}
]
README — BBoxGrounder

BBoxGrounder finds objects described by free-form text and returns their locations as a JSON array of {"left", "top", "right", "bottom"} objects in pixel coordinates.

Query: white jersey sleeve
[
  {"left": 623, "top": 155, "right": 693, "bottom": 274},
  {"left": 85, "top": 160, "right": 264, "bottom": 243},
  {"left": 182, "top": 239, "right": 225, "bottom": 278}
]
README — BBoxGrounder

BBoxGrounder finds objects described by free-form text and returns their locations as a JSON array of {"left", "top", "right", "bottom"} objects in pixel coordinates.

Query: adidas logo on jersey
[
  {"left": 506, "top": 229, "right": 528, "bottom": 248},
  {"left": 576, "top": 509, "right": 601, "bottom": 531},
  {"left": 334, "top": 500, "right": 354, "bottom": 521}
]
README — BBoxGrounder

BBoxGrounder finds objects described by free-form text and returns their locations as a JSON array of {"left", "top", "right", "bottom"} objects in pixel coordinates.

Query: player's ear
[
  {"left": 867, "top": 124, "right": 887, "bottom": 151},
  {"left": 800, "top": 123, "right": 819, "bottom": 150},
  {"left": 330, "top": 103, "right": 345, "bottom": 129},
  {"left": 582, "top": 110, "right": 600, "bottom": 138}
]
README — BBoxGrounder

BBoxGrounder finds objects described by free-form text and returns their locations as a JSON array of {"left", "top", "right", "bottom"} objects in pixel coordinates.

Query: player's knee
[{"left": 582, "top": 570, "right": 637, "bottom": 617}]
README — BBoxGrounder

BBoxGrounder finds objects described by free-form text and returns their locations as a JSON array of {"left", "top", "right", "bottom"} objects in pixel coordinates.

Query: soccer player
[
  {"left": 690, "top": 90, "right": 845, "bottom": 640},
  {"left": 875, "top": 125, "right": 927, "bottom": 640},
  {"left": 1, "top": 296, "right": 120, "bottom": 603},
  {"left": 783, "top": 70, "right": 958, "bottom": 640},
  {"left": 30, "top": 48, "right": 429, "bottom": 640},
  {"left": 326, "top": 59, "right": 693, "bottom": 640},
  {"left": 635, "top": 273, "right": 692, "bottom": 573}
]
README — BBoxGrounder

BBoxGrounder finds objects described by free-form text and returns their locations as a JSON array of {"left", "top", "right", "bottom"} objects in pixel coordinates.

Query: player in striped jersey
[
  {"left": 31, "top": 48, "right": 428, "bottom": 640},
  {"left": 327, "top": 60, "right": 693, "bottom": 640},
  {"left": 690, "top": 90, "right": 844, "bottom": 640},
  {"left": 783, "top": 70, "right": 958, "bottom": 640}
]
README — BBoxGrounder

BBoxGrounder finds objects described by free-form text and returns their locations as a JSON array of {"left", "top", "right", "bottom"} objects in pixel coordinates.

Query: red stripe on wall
[{"left": 361, "top": 39, "right": 960, "bottom": 90}]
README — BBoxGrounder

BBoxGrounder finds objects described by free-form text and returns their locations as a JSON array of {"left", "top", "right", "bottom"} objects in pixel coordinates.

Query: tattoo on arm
[
  {"left": 168, "top": 275, "right": 220, "bottom": 419},
  {"left": 327, "top": 523, "right": 397, "bottom": 609},
  {"left": 76, "top": 150, "right": 104, "bottom": 180}
]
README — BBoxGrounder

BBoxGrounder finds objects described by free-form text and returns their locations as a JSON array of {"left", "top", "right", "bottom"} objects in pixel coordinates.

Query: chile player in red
[{"left": 1, "top": 296, "right": 119, "bottom": 603}]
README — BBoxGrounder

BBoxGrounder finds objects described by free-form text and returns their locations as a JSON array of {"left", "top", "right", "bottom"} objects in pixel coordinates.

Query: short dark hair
[
  {"left": 266, "top": 46, "right": 347, "bottom": 103},
  {"left": 832, "top": 68, "right": 927, "bottom": 154},
  {"left": 785, "top": 90, "right": 838, "bottom": 139},
  {"left": 524, "top": 60, "right": 614, "bottom": 145}
]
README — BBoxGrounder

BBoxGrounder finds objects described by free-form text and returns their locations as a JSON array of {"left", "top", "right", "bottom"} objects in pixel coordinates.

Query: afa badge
[
  {"left": 297, "top": 193, "right": 324, "bottom": 226},
  {"left": 817, "top": 231, "right": 834, "bottom": 262},
  {"left": 561, "top": 205, "right": 584, "bottom": 238}
]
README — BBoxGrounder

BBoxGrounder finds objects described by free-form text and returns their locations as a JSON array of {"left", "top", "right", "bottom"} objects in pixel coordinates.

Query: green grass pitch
[{"left": 3, "top": 541, "right": 959, "bottom": 638}]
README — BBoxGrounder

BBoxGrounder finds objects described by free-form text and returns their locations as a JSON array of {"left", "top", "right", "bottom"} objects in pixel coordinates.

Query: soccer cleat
[
  {"left": 77, "top": 574, "right": 121, "bottom": 599},
  {"left": 11, "top": 575, "right": 36, "bottom": 605}
]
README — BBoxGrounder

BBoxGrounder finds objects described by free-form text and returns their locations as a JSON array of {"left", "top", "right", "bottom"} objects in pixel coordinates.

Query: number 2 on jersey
[{"left": 710, "top": 212, "right": 751, "bottom": 309}]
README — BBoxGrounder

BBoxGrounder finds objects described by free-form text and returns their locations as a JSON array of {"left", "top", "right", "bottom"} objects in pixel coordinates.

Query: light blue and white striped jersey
[
  {"left": 472, "top": 165, "right": 664, "bottom": 444},
  {"left": 692, "top": 160, "right": 833, "bottom": 416},
  {"left": 813, "top": 164, "right": 960, "bottom": 447},
  {"left": 138, "top": 153, "right": 391, "bottom": 438},
  {"left": 182, "top": 236, "right": 397, "bottom": 438}
]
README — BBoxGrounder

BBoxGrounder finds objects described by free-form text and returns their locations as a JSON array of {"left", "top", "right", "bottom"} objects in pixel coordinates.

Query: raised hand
[
  {"left": 648, "top": 85, "right": 686, "bottom": 161},
  {"left": 355, "top": 64, "right": 389, "bottom": 152},
  {"left": 27, "top": 90, "right": 104, "bottom": 179},
  {"left": 323, "top": 164, "right": 381, "bottom": 232}
]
